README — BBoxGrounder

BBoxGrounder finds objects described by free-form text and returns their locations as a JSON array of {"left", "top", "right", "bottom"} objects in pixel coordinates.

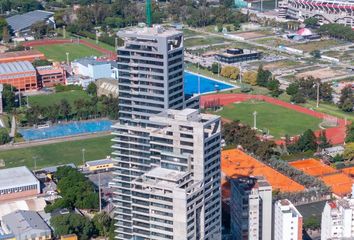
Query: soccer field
[
  {"left": 28, "top": 90, "right": 90, "bottom": 108},
  {"left": 34, "top": 43, "right": 103, "bottom": 61},
  {"left": 0, "top": 135, "right": 112, "bottom": 169},
  {"left": 215, "top": 101, "right": 322, "bottom": 138}
]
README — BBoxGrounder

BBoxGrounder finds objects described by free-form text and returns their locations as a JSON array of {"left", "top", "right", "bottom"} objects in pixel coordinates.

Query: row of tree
[
  {"left": 286, "top": 76, "right": 333, "bottom": 104},
  {"left": 338, "top": 86, "right": 353, "bottom": 112},
  {"left": 318, "top": 23, "right": 354, "bottom": 42}
]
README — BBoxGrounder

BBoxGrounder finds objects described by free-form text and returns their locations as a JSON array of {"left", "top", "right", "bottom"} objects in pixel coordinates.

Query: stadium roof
[
  {"left": 6, "top": 10, "right": 54, "bottom": 33},
  {"left": 0, "top": 61, "right": 35, "bottom": 74},
  {"left": 86, "top": 159, "right": 113, "bottom": 167},
  {"left": 0, "top": 166, "right": 39, "bottom": 191}
]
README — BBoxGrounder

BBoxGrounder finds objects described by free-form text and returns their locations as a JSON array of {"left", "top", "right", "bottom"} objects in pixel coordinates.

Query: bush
[{"left": 0, "top": 129, "right": 10, "bottom": 145}]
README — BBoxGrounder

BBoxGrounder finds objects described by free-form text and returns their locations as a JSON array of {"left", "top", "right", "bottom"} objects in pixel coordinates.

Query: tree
[
  {"left": 2, "top": 84, "right": 16, "bottom": 112},
  {"left": 344, "top": 142, "right": 354, "bottom": 161},
  {"left": 243, "top": 71, "right": 257, "bottom": 85},
  {"left": 220, "top": 66, "right": 240, "bottom": 80},
  {"left": 293, "top": 129, "right": 318, "bottom": 152},
  {"left": 2, "top": 26, "right": 10, "bottom": 43},
  {"left": 286, "top": 82, "right": 299, "bottom": 96},
  {"left": 32, "top": 59, "right": 52, "bottom": 67},
  {"left": 59, "top": 99, "right": 71, "bottom": 120},
  {"left": 92, "top": 212, "right": 112, "bottom": 237},
  {"left": 318, "top": 130, "right": 331, "bottom": 150},
  {"left": 86, "top": 82, "right": 97, "bottom": 96},
  {"left": 290, "top": 92, "right": 306, "bottom": 103},
  {"left": 256, "top": 65, "right": 272, "bottom": 87},
  {"left": 303, "top": 216, "right": 320, "bottom": 230},
  {"left": 50, "top": 213, "right": 97, "bottom": 240},
  {"left": 267, "top": 79, "right": 282, "bottom": 97},
  {"left": 346, "top": 123, "right": 354, "bottom": 143},
  {"left": 304, "top": 17, "right": 318, "bottom": 28},
  {"left": 339, "top": 86, "right": 353, "bottom": 112},
  {"left": 0, "top": 128, "right": 10, "bottom": 145},
  {"left": 31, "top": 21, "right": 49, "bottom": 39},
  {"left": 211, "top": 62, "right": 220, "bottom": 75}
]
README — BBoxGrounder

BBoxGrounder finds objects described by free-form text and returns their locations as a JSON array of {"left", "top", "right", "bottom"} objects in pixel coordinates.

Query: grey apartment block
[
  {"left": 112, "top": 25, "right": 221, "bottom": 240},
  {"left": 230, "top": 176, "right": 272, "bottom": 240}
]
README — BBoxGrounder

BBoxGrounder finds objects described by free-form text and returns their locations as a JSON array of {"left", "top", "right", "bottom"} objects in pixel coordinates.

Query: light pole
[
  {"left": 98, "top": 173, "right": 102, "bottom": 212},
  {"left": 96, "top": 30, "right": 99, "bottom": 45},
  {"left": 316, "top": 81, "right": 320, "bottom": 108},
  {"left": 253, "top": 111, "right": 257, "bottom": 129},
  {"left": 82, "top": 148, "right": 86, "bottom": 166},
  {"left": 115, "top": 37, "right": 118, "bottom": 50},
  {"left": 63, "top": 25, "right": 66, "bottom": 39},
  {"left": 66, "top": 52, "right": 69, "bottom": 66}
]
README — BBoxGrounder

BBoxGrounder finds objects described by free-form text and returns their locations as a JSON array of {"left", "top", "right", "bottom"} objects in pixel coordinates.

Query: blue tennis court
[
  {"left": 19, "top": 120, "right": 113, "bottom": 141},
  {"left": 184, "top": 71, "right": 236, "bottom": 95}
]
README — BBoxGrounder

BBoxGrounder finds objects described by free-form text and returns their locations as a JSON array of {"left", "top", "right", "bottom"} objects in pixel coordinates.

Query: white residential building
[
  {"left": 112, "top": 25, "right": 217, "bottom": 240},
  {"left": 230, "top": 176, "right": 272, "bottom": 240},
  {"left": 128, "top": 109, "right": 222, "bottom": 240},
  {"left": 274, "top": 199, "right": 303, "bottom": 240},
  {"left": 321, "top": 186, "right": 354, "bottom": 240}
]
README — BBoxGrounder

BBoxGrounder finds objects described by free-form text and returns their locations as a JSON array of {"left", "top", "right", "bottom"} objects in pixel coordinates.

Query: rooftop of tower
[{"left": 117, "top": 25, "right": 182, "bottom": 38}]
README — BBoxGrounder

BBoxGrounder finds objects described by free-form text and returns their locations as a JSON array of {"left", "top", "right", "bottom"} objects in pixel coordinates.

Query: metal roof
[
  {"left": 6, "top": 10, "right": 54, "bottom": 33},
  {"left": 86, "top": 158, "right": 113, "bottom": 167},
  {"left": 0, "top": 166, "right": 39, "bottom": 191},
  {"left": 2, "top": 210, "right": 51, "bottom": 234},
  {"left": 0, "top": 61, "right": 35, "bottom": 74}
]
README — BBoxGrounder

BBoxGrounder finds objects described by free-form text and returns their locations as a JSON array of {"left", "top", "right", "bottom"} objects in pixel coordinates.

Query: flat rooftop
[
  {"left": 118, "top": 25, "right": 182, "bottom": 38},
  {"left": 146, "top": 167, "right": 186, "bottom": 181},
  {"left": 86, "top": 158, "right": 113, "bottom": 167},
  {"left": 0, "top": 166, "right": 39, "bottom": 191},
  {"left": 0, "top": 50, "right": 44, "bottom": 61}
]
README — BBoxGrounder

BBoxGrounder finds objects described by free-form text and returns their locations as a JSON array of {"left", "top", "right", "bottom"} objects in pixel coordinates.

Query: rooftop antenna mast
[{"left": 146, "top": 0, "right": 152, "bottom": 27}]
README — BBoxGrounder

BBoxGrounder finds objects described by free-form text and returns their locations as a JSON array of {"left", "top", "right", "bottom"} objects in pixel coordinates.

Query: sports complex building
[{"left": 284, "top": 0, "right": 354, "bottom": 28}]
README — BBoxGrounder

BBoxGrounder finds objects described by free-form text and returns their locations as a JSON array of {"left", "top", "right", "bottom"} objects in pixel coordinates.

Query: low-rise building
[
  {"left": 230, "top": 176, "right": 272, "bottom": 240},
  {"left": 1, "top": 210, "right": 51, "bottom": 240},
  {"left": 0, "top": 61, "right": 37, "bottom": 91},
  {"left": 215, "top": 48, "right": 261, "bottom": 64},
  {"left": 0, "top": 50, "right": 45, "bottom": 64},
  {"left": 71, "top": 57, "right": 112, "bottom": 80},
  {"left": 36, "top": 65, "right": 66, "bottom": 88},
  {"left": 274, "top": 199, "right": 303, "bottom": 240},
  {"left": 6, "top": 10, "right": 55, "bottom": 37},
  {"left": 85, "top": 158, "right": 114, "bottom": 172},
  {"left": 0, "top": 166, "right": 40, "bottom": 202}
]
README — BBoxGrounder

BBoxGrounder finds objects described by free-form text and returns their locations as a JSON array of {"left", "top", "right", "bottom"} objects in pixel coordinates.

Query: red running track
[
  {"left": 22, "top": 39, "right": 117, "bottom": 60},
  {"left": 201, "top": 94, "right": 347, "bottom": 145}
]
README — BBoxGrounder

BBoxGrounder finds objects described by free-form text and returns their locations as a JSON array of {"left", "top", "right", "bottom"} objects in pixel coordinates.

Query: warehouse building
[
  {"left": 0, "top": 50, "right": 45, "bottom": 64},
  {"left": 6, "top": 10, "right": 55, "bottom": 37},
  {"left": 0, "top": 61, "right": 37, "bottom": 91},
  {"left": 0, "top": 166, "right": 40, "bottom": 202},
  {"left": 1, "top": 210, "right": 51, "bottom": 240}
]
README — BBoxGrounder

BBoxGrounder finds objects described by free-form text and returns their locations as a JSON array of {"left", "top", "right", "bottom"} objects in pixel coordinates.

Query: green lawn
[
  {"left": 184, "top": 36, "right": 226, "bottom": 48},
  {"left": 28, "top": 90, "right": 90, "bottom": 108},
  {"left": 0, "top": 135, "right": 112, "bottom": 169},
  {"left": 214, "top": 101, "right": 322, "bottom": 138},
  {"left": 34, "top": 43, "right": 103, "bottom": 62}
]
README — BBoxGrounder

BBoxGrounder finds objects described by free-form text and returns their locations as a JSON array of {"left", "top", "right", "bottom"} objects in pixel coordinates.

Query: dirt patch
[
  {"left": 296, "top": 68, "right": 346, "bottom": 80},
  {"left": 231, "top": 31, "right": 268, "bottom": 39}
]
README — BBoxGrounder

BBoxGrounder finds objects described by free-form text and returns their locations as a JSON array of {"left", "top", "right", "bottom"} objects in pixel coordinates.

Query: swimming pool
[
  {"left": 19, "top": 120, "right": 113, "bottom": 141},
  {"left": 184, "top": 71, "right": 236, "bottom": 95}
]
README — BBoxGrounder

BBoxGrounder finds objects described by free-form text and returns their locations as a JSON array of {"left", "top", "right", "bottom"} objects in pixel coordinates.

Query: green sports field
[
  {"left": 0, "top": 135, "right": 112, "bottom": 169},
  {"left": 215, "top": 101, "right": 322, "bottom": 138},
  {"left": 34, "top": 43, "right": 103, "bottom": 62},
  {"left": 28, "top": 90, "right": 90, "bottom": 108}
]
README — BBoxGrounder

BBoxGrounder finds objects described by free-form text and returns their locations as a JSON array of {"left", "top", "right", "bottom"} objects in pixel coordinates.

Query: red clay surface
[
  {"left": 222, "top": 149, "right": 305, "bottom": 199},
  {"left": 201, "top": 93, "right": 347, "bottom": 145},
  {"left": 290, "top": 158, "right": 353, "bottom": 196},
  {"left": 289, "top": 158, "right": 337, "bottom": 177},
  {"left": 22, "top": 39, "right": 116, "bottom": 60}
]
